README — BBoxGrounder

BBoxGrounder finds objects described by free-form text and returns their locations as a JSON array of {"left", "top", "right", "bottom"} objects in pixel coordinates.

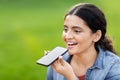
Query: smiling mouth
[{"left": 67, "top": 42, "right": 78, "bottom": 46}]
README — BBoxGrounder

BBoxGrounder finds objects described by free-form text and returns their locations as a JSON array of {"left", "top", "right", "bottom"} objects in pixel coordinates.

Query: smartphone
[{"left": 36, "top": 46, "right": 68, "bottom": 67}]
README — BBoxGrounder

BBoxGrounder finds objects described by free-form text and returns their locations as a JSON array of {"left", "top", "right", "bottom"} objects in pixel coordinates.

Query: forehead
[{"left": 64, "top": 15, "right": 88, "bottom": 28}]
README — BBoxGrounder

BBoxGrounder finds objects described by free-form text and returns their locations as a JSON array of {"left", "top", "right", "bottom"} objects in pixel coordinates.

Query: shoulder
[
  {"left": 102, "top": 50, "right": 120, "bottom": 69},
  {"left": 104, "top": 51, "right": 120, "bottom": 79},
  {"left": 94, "top": 48, "right": 120, "bottom": 79},
  {"left": 97, "top": 47, "right": 120, "bottom": 69},
  {"left": 96, "top": 46, "right": 120, "bottom": 71},
  {"left": 104, "top": 50, "right": 120, "bottom": 64},
  {"left": 98, "top": 46, "right": 120, "bottom": 66}
]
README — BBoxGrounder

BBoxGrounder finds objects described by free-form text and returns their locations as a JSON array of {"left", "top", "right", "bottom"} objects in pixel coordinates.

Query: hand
[{"left": 51, "top": 56, "right": 77, "bottom": 80}]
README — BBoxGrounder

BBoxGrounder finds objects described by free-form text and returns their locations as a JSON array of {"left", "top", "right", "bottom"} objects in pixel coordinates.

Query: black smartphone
[{"left": 36, "top": 46, "right": 68, "bottom": 67}]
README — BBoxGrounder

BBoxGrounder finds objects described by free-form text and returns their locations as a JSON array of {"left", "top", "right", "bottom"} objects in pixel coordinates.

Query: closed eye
[
  {"left": 74, "top": 29, "right": 82, "bottom": 33},
  {"left": 63, "top": 27, "right": 68, "bottom": 32}
]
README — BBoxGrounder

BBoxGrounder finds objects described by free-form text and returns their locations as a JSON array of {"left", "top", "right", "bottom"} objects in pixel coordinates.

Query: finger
[
  {"left": 51, "top": 60, "right": 60, "bottom": 70},
  {"left": 58, "top": 56, "right": 65, "bottom": 65},
  {"left": 58, "top": 56, "right": 63, "bottom": 61},
  {"left": 51, "top": 56, "right": 64, "bottom": 68}
]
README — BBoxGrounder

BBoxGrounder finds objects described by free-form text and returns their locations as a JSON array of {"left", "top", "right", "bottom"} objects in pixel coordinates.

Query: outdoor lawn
[{"left": 0, "top": 0, "right": 120, "bottom": 80}]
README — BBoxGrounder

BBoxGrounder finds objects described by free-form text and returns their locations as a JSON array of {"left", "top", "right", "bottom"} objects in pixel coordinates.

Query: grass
[{"left": 0, "top": 0, "right": 120, "bottom": 80}]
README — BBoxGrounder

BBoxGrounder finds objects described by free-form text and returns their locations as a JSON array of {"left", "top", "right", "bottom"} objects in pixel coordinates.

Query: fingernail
[{"left": 59, "top": 56, "right": 63, "bottom": 58}]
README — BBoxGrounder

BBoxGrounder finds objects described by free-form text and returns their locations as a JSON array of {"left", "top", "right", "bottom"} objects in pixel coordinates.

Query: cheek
[
  {"left": 62, "top": 32, "right": 66, "bottom": 41},
  {"left": 77, "top": 34, "right": 92, "bottom": 44},
  {"left": 82, "top": 35, "right": 94, "bottom": 45}
]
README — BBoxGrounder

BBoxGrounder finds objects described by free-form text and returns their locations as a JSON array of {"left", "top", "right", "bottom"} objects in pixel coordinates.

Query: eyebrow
[{"left": 64, "top": 24, "right": 83, "bottom": 29}]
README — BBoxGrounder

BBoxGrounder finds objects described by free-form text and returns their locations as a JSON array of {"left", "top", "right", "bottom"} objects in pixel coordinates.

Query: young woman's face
[{"left": 62, "top": 15, "right": 97, "bottom": 55}]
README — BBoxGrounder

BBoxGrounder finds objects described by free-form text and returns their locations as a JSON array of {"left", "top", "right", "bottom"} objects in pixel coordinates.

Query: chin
[{"left": 68, "top": 50, "right": 76, "bottom": 55}]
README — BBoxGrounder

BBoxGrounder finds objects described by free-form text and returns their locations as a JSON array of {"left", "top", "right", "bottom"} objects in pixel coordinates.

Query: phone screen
[{"left": 36, "top": 46, "right": 68, "bottom": 67}]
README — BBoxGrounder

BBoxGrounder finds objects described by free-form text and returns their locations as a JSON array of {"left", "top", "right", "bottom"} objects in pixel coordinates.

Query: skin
[{"left": 52, "top": 15, "right": 102, "bottom": 80}]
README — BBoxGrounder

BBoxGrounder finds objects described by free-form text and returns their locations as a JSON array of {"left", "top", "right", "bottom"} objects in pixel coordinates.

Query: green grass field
[{"left": 0, "top": 0, "right": 120, "bottom": 80}]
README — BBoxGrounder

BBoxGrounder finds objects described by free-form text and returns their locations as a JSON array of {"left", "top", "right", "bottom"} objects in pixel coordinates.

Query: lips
[
  {"left": 66, "top": 42, "right": 78, "bottom": 49},
  {"left": 67, "top": 42, "right": 77, "bottom": 45}
]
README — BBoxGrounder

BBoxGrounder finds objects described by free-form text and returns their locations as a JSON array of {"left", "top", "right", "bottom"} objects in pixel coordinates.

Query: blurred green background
[{"left": 0, "top": 0, "right": 120, "bottom": 80}]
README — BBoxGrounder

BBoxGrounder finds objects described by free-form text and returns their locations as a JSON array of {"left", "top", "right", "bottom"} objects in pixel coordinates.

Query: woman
[{"left": 47, "top": 3, "right": 120, "bottom": 80}]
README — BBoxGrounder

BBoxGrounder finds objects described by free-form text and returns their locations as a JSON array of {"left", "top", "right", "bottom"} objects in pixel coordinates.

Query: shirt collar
[{"left": 90, "top": 46, "right": 105, "bottom": 69}]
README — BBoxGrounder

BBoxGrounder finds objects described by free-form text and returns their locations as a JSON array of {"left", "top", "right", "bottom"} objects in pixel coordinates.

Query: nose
[{"left": 65, "top": 31, "right": 74, "bottom": 39}]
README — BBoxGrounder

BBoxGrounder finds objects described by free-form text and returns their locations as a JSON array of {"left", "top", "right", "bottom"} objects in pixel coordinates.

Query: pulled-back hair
[{"left": 64, "top": 3, "right": 116, "bottom": 54}]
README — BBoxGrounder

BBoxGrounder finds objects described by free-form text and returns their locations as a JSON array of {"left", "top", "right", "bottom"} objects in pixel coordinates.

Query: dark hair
[{"left": 64, "top": 3, "right": 116, "bottom": 54}]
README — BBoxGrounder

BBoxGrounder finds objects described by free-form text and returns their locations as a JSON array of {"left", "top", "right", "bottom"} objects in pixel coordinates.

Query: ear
[{"left": 93, "top": 30, "right": 102, "bottom": 42}]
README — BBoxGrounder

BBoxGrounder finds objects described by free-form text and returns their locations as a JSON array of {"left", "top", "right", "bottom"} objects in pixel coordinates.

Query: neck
[{"left": 71, "top": 47, "right": 98, "bottom": 68}]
